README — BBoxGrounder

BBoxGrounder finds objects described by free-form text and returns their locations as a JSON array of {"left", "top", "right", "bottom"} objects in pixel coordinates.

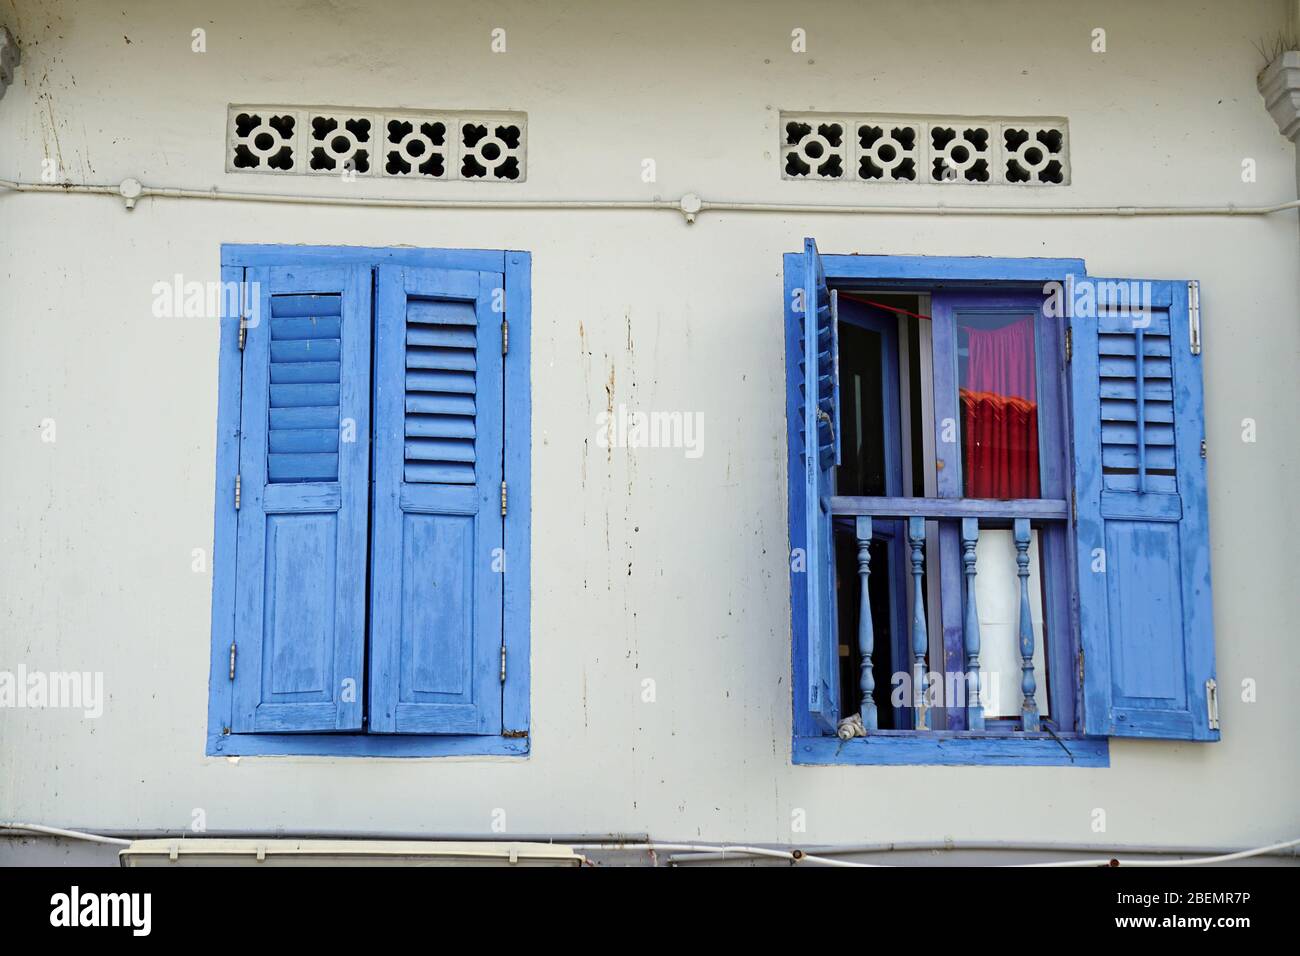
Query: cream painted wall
[{"left": 0, "top": 0, "right": 1297, "bottom": 848}]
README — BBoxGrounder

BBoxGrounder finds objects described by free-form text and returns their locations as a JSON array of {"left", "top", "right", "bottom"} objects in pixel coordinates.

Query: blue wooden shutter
[
  {"left": 1068, "top": 277, "right": 1218, "bottom": 740},
  {"left": 368, "top": 266, "right": 504, "bottom": 734},
  {"left": 800, "top": 238, "right": 842, "bottom": 732},
  {"left": 232, "top": 265, "right": 371, "bottom": 732}
]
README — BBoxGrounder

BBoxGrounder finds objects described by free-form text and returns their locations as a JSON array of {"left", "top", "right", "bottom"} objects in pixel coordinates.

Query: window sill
[
  {"left": 207, "top": 733, "right": 530, "bottom": 758},
  {"left": 793, "top": 732, "right": 1109, "bottom": 767}
]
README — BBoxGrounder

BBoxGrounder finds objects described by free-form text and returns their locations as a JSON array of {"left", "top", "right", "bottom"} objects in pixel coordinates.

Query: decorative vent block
[
  {"left": 227, "top": 106, "right": 527, "bottom": 181},
  {"left": 780, "top": 113, "right": 1069, "bottom": 185}
]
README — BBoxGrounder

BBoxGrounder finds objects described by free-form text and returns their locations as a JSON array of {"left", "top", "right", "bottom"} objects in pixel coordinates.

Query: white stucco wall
[{"left": 1, "top": 0, "right": 1297, "bottom": 849}]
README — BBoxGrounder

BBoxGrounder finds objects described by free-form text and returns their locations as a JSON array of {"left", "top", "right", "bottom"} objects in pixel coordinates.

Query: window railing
[{"left": 828, "top": 496, "right": 1069, "bottom": 735}]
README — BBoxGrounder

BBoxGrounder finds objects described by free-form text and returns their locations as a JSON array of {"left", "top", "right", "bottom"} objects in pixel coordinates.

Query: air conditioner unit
[{"left": 118, "top": 839, "right": 584, "bottom": 867}]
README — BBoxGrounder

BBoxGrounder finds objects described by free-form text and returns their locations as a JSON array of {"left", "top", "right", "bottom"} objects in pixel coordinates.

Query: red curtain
[
  {"left": 961, "top": 318, "right": 1039, "bottom": 499},
  {"left": 961, "top": 390, "right": 1039, "bottom": 498}
]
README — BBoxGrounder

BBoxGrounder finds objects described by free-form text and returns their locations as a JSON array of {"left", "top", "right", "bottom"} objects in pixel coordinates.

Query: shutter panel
[
  {"left": 232, "top": 265, "right": 371, "bottom": 732},
  {"left": 369, "top": 266, "right": 504, "bottom": 734},
  {"left": 801, "top": 238, "right": 842, "bottom": 732},
  {"left": 1067, "top": 277, "right": 1218, "bottom": 740}
]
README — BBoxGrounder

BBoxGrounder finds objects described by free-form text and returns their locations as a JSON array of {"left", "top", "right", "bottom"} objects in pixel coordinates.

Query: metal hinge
[
  {"left": 500, "top": 644, "right": 507, "bottom": 683},
  {"left": 1187, "top": 280, "right": 1201, "bottom": 355},
  {"left": 238, "top": 280, "right": 250, "bottom": 350},
  {"left": 229, "top": 642, "right": 237, "bottom": 680},
  {"left": 1071, "top": 488, "right": 1077, "bottom": 525},
  {"left": 502, "top": 317, "right": 509, "bottom": 355},
  {"left": 1064, "top": 327, "right": 1072, "bottom": 363},
  {"left": 1205, "top": 678, "right": 1219, "bottom": 730},
  {"left": 234, "top": 473, "right": 241, "bottom": 510},
  {"left": 501, "top": 480, "right": 507, "bottom": 517},
  {"left": 1200, "top": 438, "right": 1207, "bottom": 459}
]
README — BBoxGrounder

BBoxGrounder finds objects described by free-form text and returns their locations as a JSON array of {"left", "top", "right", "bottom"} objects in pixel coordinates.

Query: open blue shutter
[
  {"left": 369, "top": 266, "right": 504, "bottom": 734},
  {"left": 232, "top": 265, "right": 371, "bottom": 732},
  {"left": 801, "top": 239, "right": 842, "bottom": 732},
  {"left": 1068, "top": 277, "right": 1218, "bottom": 740}
]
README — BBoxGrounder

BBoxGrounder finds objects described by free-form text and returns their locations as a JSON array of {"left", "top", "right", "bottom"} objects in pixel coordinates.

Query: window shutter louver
[
  {"left": 800, "top": 238, "right": 842, "bottom": 732},
  {"left": 232, "top": 265, "right": 371, "bottom": 732},
  {"left": 1067, "top": 277, "right": 1219, "bottom": 740},
  {"left": 368, "top": 266, "right": 505, "bottom": 735}
]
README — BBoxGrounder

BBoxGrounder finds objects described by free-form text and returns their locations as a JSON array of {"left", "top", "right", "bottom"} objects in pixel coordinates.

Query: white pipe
[
  {"left": 0, "top": 822, "right": 131, "bottom": 846},
  {"left": 568, "top": 842, "right": 881, "bottom": 867},
  {"left": 576, "top": 836, "right": 1300, "bottom": 867},
  {"left": 1, "top": 177, "right": 1296, "bottom": 221},
  {"left": 1022, "top": 835, "right": 1300, "bottom": 868},
  {"left": 5, "top": 824, "right": 1296, "bottom": 866}
]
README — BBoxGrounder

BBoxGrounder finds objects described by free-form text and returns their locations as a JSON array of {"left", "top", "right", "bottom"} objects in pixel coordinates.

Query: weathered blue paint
[
  {"left": 1067, "top": 276, "right": 1218, "bottom": 741},
  {"left": 830, "top": 497, "right": 1068, "bottom": 519},
  {"left": 206, "top": 264, "right": 244, "bottom": 741},
  {"left": 502, "top": 253, "right": 532, "bottom": 736},
  {"left": 928, "top": 294, "right": 966, "bottom": 729},
  {"left": 369, "top": 266, "right": 504, "bottom": 735},
  {"left": 931, "top": 289, "right": 1077, "bottom": 731},
  {"left": 907, "top": 516, "right": 929, "bottom": 730},
  {"left": 812, "top": 254, "right": 1086, "bottom": 286},
  {"left": 1014, "top": 517, "right": 1042, "bottom": 731},
  {"left": 232, "top": 265, "right": 371, "bottom": 733},
  {"left": 222, "top": 245, "right": 506, "bottom": 272},
  {"left": 836, "top": 297, "right": 910, "bottom": 727},
  {"left": 793, "top": 733, "right": 1109, "bottom": 767},
  {"left": 802, "top": 239, "right": 841, "bottom": 733},
  {"left": 854, "top": 515, "right": 877, "bottom": 730},
  {"left": 960, "top": 518, "right": 984, "bottom": 731},
  {"left": 784, "top": 249, "right": 1092, "bottom": 764},
  {"left": 207, "top": 245, "right": 531, "bottom": 758}
]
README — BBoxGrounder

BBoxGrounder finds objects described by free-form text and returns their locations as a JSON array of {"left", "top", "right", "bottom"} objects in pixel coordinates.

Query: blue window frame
[
  {"left": 785, "top": 243, "right": 1219, "bottom": 766},
  {"left": 207, "top": 246, "right": 531, "bottom": 757}
]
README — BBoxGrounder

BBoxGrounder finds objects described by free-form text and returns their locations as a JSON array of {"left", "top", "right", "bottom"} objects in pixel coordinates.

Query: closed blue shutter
[
  {"left": 800, "top": 238, "right": 842, "bottom": 732},
  {"left": 1068, "top": 277, "right": 1219, "bottom": 740},
  {"left": 368, "top": 266, "right": 504, "bottom": 734},
  {"left": 232, "top": 265, "right": 371, "bottom": 732}
]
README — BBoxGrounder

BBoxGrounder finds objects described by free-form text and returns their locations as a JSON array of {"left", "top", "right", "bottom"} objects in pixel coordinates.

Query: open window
[{"left": 786, "top": 241, "right": 1218, "bottom": 766}]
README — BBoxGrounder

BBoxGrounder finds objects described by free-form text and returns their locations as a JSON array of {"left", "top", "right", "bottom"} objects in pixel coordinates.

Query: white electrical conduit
[
  {"left": 575, "top": 838, "right": 1300, "bottom": 867},
  {"left": 1, "top": 177, "right": 1298, "bottom": 222},
  {"left": 0, "top": 822, "right": 132, "bottom": 847},
  {"left": 4, "top": 823, "right": 1296, "bottom": 865}
]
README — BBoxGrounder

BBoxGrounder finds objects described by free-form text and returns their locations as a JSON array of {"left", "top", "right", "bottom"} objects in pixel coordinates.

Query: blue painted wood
[
  {"left": 211, "top": 731, "right": 528, "bottom": 758},
  {"left": 829, "top": 496, "right": 1068, "bottom": 519},
  {"left": 231, "top": 265, "right": 371, "bottom": 733},
  {"left": 502, "top": 252, "right": 532, "bottom": 736},
  {"left": 809, "top": 254, "right": 1087, "bottom": 285},
  {"left": 836, "top": 297, "right": 910, "bottom": 727},
  {"left": 784, "top": 257, "right": 816, "bottom": 740},
  {"left": 1067, "top": 276, "right": 1218, "bottom": 740},
  {"left": 222, "top": 244, "right": 506, "bottom": 272},
  {"left": 369, "top": 265, "right": 505, "bottom": 735},
  {"left": 854, "top": 516, "right": 877, "bottom": 730},
  {"left": 793, "top": 733, "right": 1109, "bottom": 767},
  {"left": 1013, "top": 518, "right": 1041, "bottom": 731},
  {"left": 928, "top": 295, "right": 966, "bottom": 729},
  {"left": 907, "top": 516, "right": 929, "bottom": 729},
  {"left": 783, "top": 250, "right": 1098, "bottom": 761},
  {"left": 206, "top": 264, "right": 245, "bottom": 742},
  {"left": 960, "top": 518, "right": 984, "bottom": 730},
  {"left": 802, "top": 239, "right": 841, "bottom": 733}
]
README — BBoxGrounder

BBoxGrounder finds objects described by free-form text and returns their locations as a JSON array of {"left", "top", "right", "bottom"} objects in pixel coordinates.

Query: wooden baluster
[
  {"left": 855, "top": 516, "right": 877, "bottom": 731},
  {"left": 960, "top": 518, "right": 984, "bottom": 731},
  {"left": 907, "top": 516, "right": 928, "bottom": 730},
  {"left": 1014, "top": 518, "right": 1041, "bottom": 731}
]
